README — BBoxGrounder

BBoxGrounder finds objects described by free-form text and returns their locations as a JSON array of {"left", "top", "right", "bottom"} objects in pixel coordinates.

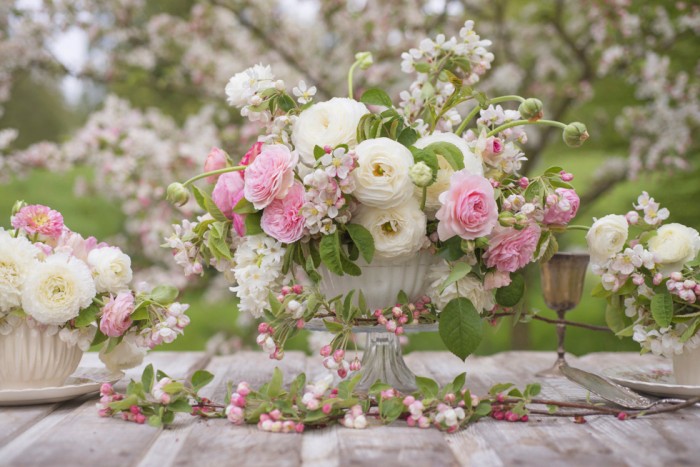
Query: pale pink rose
[
  {"left": 241, "top": 142, "right": 264, "bottom": 167},
  {"left": 99, "top": 292, "right": 135, "bottom": 338},
  {"left": 543, "top": 188, "right": 580, "bottom": 225},
  {"left": 435, "top": 171, "right": 498, "bottom": 241},
  {"left": 484, "top": 224, "right": 541, "bottom": 273},
  {"left": 484, "top": 270, "right": 512, "bottom": 290},
  {"left": 55, "top": 230, "right": 107, "bottom": 262},
  {"left": 204, "top": 147, "right": 228, "bottom": 183},
  {"left": 212, "top": 171, "right": 246, "bottom": 237},
  {"left": 261, "top": 182, "right": 306, "bottom": 244},
  {"left": 11, "top": 204, "right": 64, "bottom": 240},
  {"left": 244, "top": 144, "right": 299, "bottom": 210}
]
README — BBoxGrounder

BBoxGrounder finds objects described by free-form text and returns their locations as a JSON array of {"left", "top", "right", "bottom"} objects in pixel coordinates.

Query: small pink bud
[
  {"left": 323, "top": 145, "right": 333, "bottom": 153},
  {"left": 632, "top": 274, "right": 644, "bottom": 286},
  {"left": 617, "top": 412, "right": 628, "bottom": 421},
  {"left": 625, "top": 211, "right": 639, "bottom": 225},
  {"left": 130, "top": 405, "right": 141, "bottom": 415},
  {"left": 385, "top": 320, "right": 397, "bottom": 333},
  {"left": 421, "top": 296, "right": 431, "bottom": 304},
  {"left": 272, "top": 347, "right": 284, "bottom": 360},
  {"left": 418, "top": 416, "right": 430, "bottom": 428},
  {"left": 506, "top": 411, "right": 520, "bottom": 422},
  {"left": 403, "top": 396, "right": 416, "bottom": 406},
  {"left": 296, "top": 319, "right": 305, "bottom": 329},
  {"left": 100, "top": 383, "right": 114, "bottom": 396},
  {"left": 395, "top": 326, "right": 404, "bottom": 335},
  {"left": 135, "top": 414, "right": 146, "bottom": 424},
  {"left": 259, "top": 413, "right": 270, "bottom": 422},
  {"left": 276, "top": 294, "right": 285, "bottom": 302},
  {"left": 295, "top": 422, "right": 305, "bottom": 433},
  {"left": 399, "top": 315, "right": 408, "bottom": 324},
  {"left": 684, "top": 280, "right": 696, "bottom": 290},
  {"left": 671, "top": 272, "right": 684, "bottom": 282},
  {"left": 237, "top": 382, "right": 251, "bottom": 397},
  {"left": 377, "top": 315, "right": 387, "bottom": 325},
  {"left": 281, "top": 286, "right": 292, "bottom": 295},
  {"left": 407, "top": 416, "right": 417, "bottom": 427},
  {"left": 518, "top": 177, "right": 529, "bottom": 188},
  {"left": 322, "top": 404, "right": 332, "bottom": 414},
  {"left": 333, "top": 349, "right": 345, "bottom": 362},
  {"left": 269, "top": 409, "right": 282, "bottom": 420},
  {"left": 292, "top": 284, "right": 304, "bottom": 294},
  {"left": 320, "top": 344, "right": 332, "bottom": 357},
  {"left": 559, "top": 170, "right": 574, "bottom": 182},
  {"left": 444, "top": 393, "right": 456, "bottom": 403},
  {"left": 496, "top": 393, "right": 505, "bottom": 403},
  {"left": 653, "top": 273, "right": 664, "bottom": 286},
  {"left": 694, "top": 285, "right": 700, "bottom": 296},
  {"left": 490, "top": 179, "right": 500, "bottom": 188},
  {"left": 492, "top": 411, "right": 505, "bottom": 420},
  {"left": 373, "top": 309, "right": 383, "bottom": 317},
  {"left": 258, "top": 322, "right": 270, "bottom": 334},
  {"left": 349, "top": 358, "right": 362, "bottom": 372},
  {"left": 392, "top": 306, "right": 403, "bottom": 317},
  {"left": 520, "top": 414, "right": 529, "bottom": 422},
  {"left": 337, "top": 368, "right": 348, "bottom": 378}
]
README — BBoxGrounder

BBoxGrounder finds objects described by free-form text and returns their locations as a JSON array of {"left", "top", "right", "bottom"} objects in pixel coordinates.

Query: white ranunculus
[
  {"left": 352, "top": 137, "right": 415, "bottom": 208},
  {"left": 586, "top": 214, "right": 629, "bottom": 265},
  {"left": 648, "top": 223, "right": 700, "bottom": 273},
  {"left": 427, "top": 260, "right": 495, "bottom": 313},
  {"left": 412, "top": 132, "right": 484, "bottom": 212},
  {"left": 88, "top": 246, "right": 133, "bottom": 293},
  {"left": 99, "top": 339, "right": 147, "bottom": 372},
  {"left": 352, "top": 198, "right": 427, "bottom": 259},
  {"left": 292, "top": 97, "right": 369, "bottom": 165},
  {"left": 21, "top": 253, "right": 96, "bottom": 325},
  {"left": 0, "top": 230, "right": 40, "bottom": 312}
]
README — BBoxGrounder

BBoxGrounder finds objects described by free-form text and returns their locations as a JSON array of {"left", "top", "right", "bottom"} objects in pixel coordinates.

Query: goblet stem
[
  {"left": 555, "top": 309, "right": 567, "bottom": 366},
  {"left": 356, "top": 332, "right": 418, "bottom": 393}
]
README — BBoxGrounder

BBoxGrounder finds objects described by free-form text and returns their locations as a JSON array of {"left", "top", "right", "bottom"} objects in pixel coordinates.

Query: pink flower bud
[
  {"left": 518, "top": 177, "right": 529, "bottom": 188},
  {"left": 653, "top": 273, "right": 663, "bottom": 286},
  {"left": 403, "top": 396, "right": 416, "bottom": 406},
  {"left": 281, "top": 286, "right": 292, "bottom": 295},
  {"left": 684, "top": 280, "right": 696, "bottom": 290},
  {"left": 418, "top": 416, "right": 430, "bottom": 428},
  {"left": 333, "top": 349, "right": 345, "bottom": 362},
  {"left": 241, "top": 142, "right": 263, "bottom": 167},
  {"left": 100, "top": 383, "right": 114, "bottom": 396},
  {"left": 490, "top": 179, "right": 500, "bottom": 188},
  {"left": 292, "top": 284, "right": 304, "bottom": 294},
  {"left": 269, "top": 409, "right": 282, "bottom": 421},
  {"left": 322, "top": 404, "right": 332, "bottom": 414},
  {"left": 237, "top": 382, "right": 251, "bottom": 397},
  {"left": 385, "top": 320, "right": 397, "bottom": 333},
  {"left": 272, "top": 347, "right": 284, "bottom": 360},
  {"left": 257, "top": 323, "right": 270, "bottom": 334},
  {"left": 496, "top": 393, "right": 505, "bottom": 403},
  {"left": 559, "top": 170, "right": 574, "bottom": 182},
  {"left": 392, "top": 306, "right": 403, "bottom": 317},
  {"left": 492, "top": 410, "right": 505, "bottom": 420},
  {"left": 231, "top": 392, "right": 246, "bottom": 408},
  {"left": 295, "top": 422, "right": 305, "bottom": 433},
  {"left": 694, "top": 285, "right": 700, "bottom": 296},
  {"left": 130, "top": 405, "right": 141, "bottom": 415},
  {"left": 337, "top": 368, "right": 348, "bottom": 378},
  {"left": 671, "top": 272, "right": 684, "bottom": 281},
  {"left": 407, "top": 416, "right": 417, "bottom": 427},
  {"left": 617, "top": 412, "right": 628, "bottom": 421},
  {"left": 323, "top": 145, "right": 333, "bottom": 153},
  {"left": 349, "top": 358, "right": 362, "bottom": 372},
  {"left": 632, "top": 274, "right": 645, "bottom": 286},
  {"left": 399, "top": 315, "right": 408, "bottom": 324},
  {"left": 444, "top": 393, "right": 456, "bottom": 403},
  {"left": 377, "top": 315, "right": 387, "bottom": 325},
  {"left": 204, "top": 147, "right": 228, "bottom": 183},
  {"left": 381, "top": 389, "right": 396, "bottom": 400},
  {"left": 625, "top": 211, "right": 639, "bottom": 225},
  {"left": 135, "top": 414, "right": 146, "bottom": 424},
  {"left": 277, "top": 294, "right": 285, "bottom": 302},
  {"left": 506, "top": 411, "right": 520, "bottom": 422},
  {"left": 520, "top": 415, "right": 529, "bottom": 422},
  {"left": 320, "top": 344, "right": 332, "bottom": 357},
  {"left": 395, "top": 326, "right": 404, "bottom": 335},
  {"left": 373, "top": 309, "right": 383, "bottom": 317}
]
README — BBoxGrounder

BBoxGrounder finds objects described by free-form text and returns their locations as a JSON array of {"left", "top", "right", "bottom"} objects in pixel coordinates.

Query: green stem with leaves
[
  {"left": 182, "top": 166, "right": 246, "bottom": 188},
  {"left": 487, "top": 119, "right": 566, "bottom": 138}
]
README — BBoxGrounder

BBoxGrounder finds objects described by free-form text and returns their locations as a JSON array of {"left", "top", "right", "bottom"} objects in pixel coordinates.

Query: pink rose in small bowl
[
  {"left": 212, "top": 171, "right": 246, "bottom": 237},
  {"left": 261, "top": 182, "right": 306, "bottom": 244},
  {"left": 244, "top": 144, "right": 299, "bottom": 210},
  {"left": 543, "top": 188, "right": 580, "bottom": 225},
  {"left": 435, "top": 171, "right": 498, "bottom": 241},
  {"left": 204, "top": 147, "right": 228, "bottom": 184},
  {"left": 100, "top": 292, "right": 135, "bottom": 338},
  {"left": 484, "top": 224, "right": 541, "bottom": 273}
]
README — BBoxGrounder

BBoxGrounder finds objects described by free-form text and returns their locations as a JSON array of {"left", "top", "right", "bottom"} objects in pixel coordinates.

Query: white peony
[
  {"left": 292, "top": 97, "right": 369, "bottom": 165},
  {"left": 352, "top": 137, "right": 415, "bottom": 208},
  {"left": 0, "top": 230, "right": 40, "bottom": 312},
  {"left": 21, "top": 253, "right": 96, "bottom": 325},
  {"left": 648, "top": 223, "right": 700, "bottom": 274},
  {"left": 412, "top": 132, "right": 484, "bottom": 212},
  {"left": 586, "top": 215, "right": 629, "bottom": 265},
  {"left": 427, "top": 260, "right": 495, "bottom": 313},
  {"left": 99, "top": 338, "right": 147, "bottom": 372},
  {"left": 225, "top": 64, "right": 275, "bottom": 107},
  {"left": 352, "top": 198, "right": 427, "bottom": 259},
  {"left": 87, "top": 246, "right": 133, "bottom": 293}
]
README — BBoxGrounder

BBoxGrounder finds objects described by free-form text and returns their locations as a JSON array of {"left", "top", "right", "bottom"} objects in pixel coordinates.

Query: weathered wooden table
[{"left": 1, "top": 351, "right": 698, "bottom": 466}]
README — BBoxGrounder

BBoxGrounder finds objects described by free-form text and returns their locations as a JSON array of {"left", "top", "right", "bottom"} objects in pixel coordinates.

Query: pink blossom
[
  {"left": 543, "top": 188, "right": 580, "bottom": 225},
  {"left": 55, "top": 230, "right": 106, "bottom": 262},
  {"left": 212, "top": 171, "right": 246, "bottom": 236},
  {"left": 435, "top": 171, "right": 498, "bottom": 241},
  {"left": 484, "top": 270, "right": 512, "bottom": 290},
  {"left": 11, "top": 204, "right": 64, "bottom": 240},
  {"left": 244, "top": 144, "right": 298, "bottom": 210},
  {"left": 260, "top": 182, "right": 306, "bottom": 244},
  {"left": 241, "top": 142, "right": 264, "bottom": 167},
  {"left": 204, "top": 147, "right": 228, "bottom": 183},
  {"left": 99, "top": 292, "right": 135, "bottom": 337},
  {"left": 484, "top": 224, "right": 541, "bottom": 273}
]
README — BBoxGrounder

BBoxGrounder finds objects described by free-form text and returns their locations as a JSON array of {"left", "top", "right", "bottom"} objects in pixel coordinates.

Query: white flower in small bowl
[
  {"left": 292, "top": 97, "right": 369, "bottom": 165},
  {"left": 21, "top": 253, "right": 96, "bottom": 325},
  {"left": 648, "top": 223, "right": 700, "bottom": 274},
  {"left": 0, "top": 230, "right": 40, "bottom": 313},
  {"left": 352, "top": 198, "right": 427, "bottom": 259},
  {"left": 88, "top": 246, "right": 133, "bottom": 293},
  {"left": 352, "top": 137, "right": 415, "bottom": 208}
]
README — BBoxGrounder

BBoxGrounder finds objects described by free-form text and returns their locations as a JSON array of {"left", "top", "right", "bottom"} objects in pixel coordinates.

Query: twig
[{"left": 490, "top": 312, "right": 611, "bottom": 332}]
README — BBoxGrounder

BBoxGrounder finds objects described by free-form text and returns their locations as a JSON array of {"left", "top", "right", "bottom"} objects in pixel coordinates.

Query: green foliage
[
  {"left": 438, "top": 298, "right": 484, "bottom": 360},
  {"left": 651, "top": 292, "right": 674, "bottom": 328},
  {"left": 495, "top": 274, "right": 525, "bottom": 307}
]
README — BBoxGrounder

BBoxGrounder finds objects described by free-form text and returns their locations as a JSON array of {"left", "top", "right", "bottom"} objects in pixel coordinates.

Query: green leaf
[
  {"left": 323, "top": 320, "right": 345, "bottom": 334},
  {"left": 203, "top": 193, "right": 229, "bottom": 223},
  {"left": 148, "top": 415, "right": 163, "bottom": 427},
  {"left": 438, "top": 298, "right": 484, "bottom": 361},
  {"left": 526, "top": 383, "right": 541, "bottom": 398},
  {"left": 337, "top": 373, "right": 362, "bottom": 399},
  {"left": 360, "top": 88, "right": 393, "bottom": 107},
  {"left": 267, "top": 368, "right": 284, "bottom": 398},
  {"left": 544, "top": 166, "right": 564, "bottom": 175},
  {"left": 437, "top": 236, "right": 464, "bottom": 262},
  {"left": 169, "top": 398, "right": 193, "bottom": 413},
  {"left": 191, "top": 185, "right": 208, "bottom": 211},
  {"left": 605, "top": 296, "right": 627, "bottom": 333},
  {"left": 233, "top": 196, "right": 257, "bottom": 214},
  {"left": 474, "top": 402, "right": 492, "bottom": 417},
  {"left": 191, "top": 370, "right": 214, "bottom": 392},
  {"left": 439, "top": 262, "right": 471, "bottom": 294},
  {"left": 342, "top": 290, "right": 356, "bottom": 322},
  {"left": 523, "top": 180, "right": 545, "bottom": 203},
  {"left": 314, "top": 145, "right": 326, "bottom": 161},
  {"left": 651, "top": 291, "right": 674, "bottom": 328},
  {"left": 451, "top": 373, "right": 467, "bottom": 393},
  {"left": 141, "top": 364, "right": 154, "bottom": 392},
  {"left": 244, "top": 212, "right": 263, "bottom": 236},
  {"left": 277, "top": 94, "right": 296, "bottom": 112},
  {"left": 415, "top": 376, "right": 439, "bottom": 399},
  {"left": 345, "top": 224, "right": 375, "bottom": 264},
  {"left": 289, "top": 373, "right": 306, "bottom": 399},
  {"left": 150, "top": 285, "right": 179, "bottom": 305},
  {"left": 129, "top": 302, "right": 149, "bottom": 321},
  {"left": 75, "top": 303, "right": 100, "bottom": 328},
  {"left": 319, "top": 231, "right": 344, "bottom": 276},
  {"left": 489, "top": 383, "right": 514, "bottom": 395},
  {"left": 495, "top": 273, "right": 525, "bottom": 307},
  {"left": 591, "top": 282, "right": 613, "bottom": 298},
  {"left": 680, "top": 319, "right": 700, "bottom": 343},
  {"left": 268, "top": 291, "right": 282, "bottom": 316},
  {"left": 162, "top": 410, "right": 175, "bottom": 425},
  {"left": 340, "top": 255, "right": 362, "bottom": 276},
  {"left": 422, "top": 142, "right": 464, "bottom": 171},
  {"left": 397, "top": 127, "right": 418, "bottom": 147},
  {"left": 397, "top": 290, "right": 409, "bottom": 304},
  {"left": 358, "top": 290, "right": 367, "bottom": 315},
  {"left": 379, "top": 398, "right": 404, "bottom": 423}
]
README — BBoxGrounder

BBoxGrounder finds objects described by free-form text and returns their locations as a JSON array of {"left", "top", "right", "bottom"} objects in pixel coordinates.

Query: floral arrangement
[
  {"left": 0, "top": 201, "right": 189, "bottom": 371},
  {"left": 166, "top": 22, "right": 588, "bottom": 372},
  {"left": 587, "top": 192, "right": 700, "bottom": 357}
]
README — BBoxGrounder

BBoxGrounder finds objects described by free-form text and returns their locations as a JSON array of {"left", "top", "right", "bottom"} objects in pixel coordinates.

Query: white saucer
[
  {"left": 0, "top": 367, "right": 124, "bottom": 406},
  {"left": 603, "top": 366, "right": 700, "bottom": 398}
]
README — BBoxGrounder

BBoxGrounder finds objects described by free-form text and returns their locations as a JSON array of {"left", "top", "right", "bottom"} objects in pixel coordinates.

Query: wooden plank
[{"left": 0, "top": 352, "right": 208, "bottom": 467}]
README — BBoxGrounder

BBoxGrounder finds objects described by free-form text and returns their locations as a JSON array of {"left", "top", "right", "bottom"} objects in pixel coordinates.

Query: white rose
[
  {"left": 88, "top": 246, "right": 133, "bottom": 293},
  {"left": 586, "top": 215, "right": 629, "bottom": 265},
  {"left": 352, "top": 137, "right": 414, "bottom": 208},
  {"left": 412, "top": 132, "right": 484, "bottom": 212},
  {"left": 0, "top": 230, "right": 40, "bottom": 312},
  {"left": 648, "top": 223, "right": 700, "bottom": 273},
  {"left": 352, "top": 198, "right": 427, "bottom": 259},
  {"left": 99, "top": 339, "right": 147, "bottom": 372},
  {"left": 292, "top": 97, "right": 369, "bottom": 165},
  {"left": 21, "top": 253, "right": 96, "bottom": 325},
  {"left": 427, "top": 260, "right": 495, "bottom": 313}
]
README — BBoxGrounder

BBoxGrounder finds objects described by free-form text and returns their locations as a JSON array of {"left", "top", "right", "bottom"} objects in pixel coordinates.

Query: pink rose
[
  {"left": 244, "top": 144, "right": 298, "bottom": 210},
  {"left": 543, "top": 188, "right": 580, "bottom": 225},
  {"left": 11, "top": 204, "right": 64, "bottom": 240},
  {"left": 435, "top": 171, "right": 498, "bottom": 241},
  {"left": 241, "top": 142, "right": 264, "bottom": 168},
  {"left": 204, "top": 147, "right": 228, "bottom": 183},
  {"left": 261, "top": 182, "right": 306, "bottom": 244},
  {"left": 484, "top": 270, "right": 512, "bottom": 290},
  {"left": 484, "top": 224, "right": 541, "bottom": 273},
  {"left": 99, "top": 292, "right": 135, "bottom": 338},
  {"left": 212, "top": 171, "right": 246, "bottom": 237}
]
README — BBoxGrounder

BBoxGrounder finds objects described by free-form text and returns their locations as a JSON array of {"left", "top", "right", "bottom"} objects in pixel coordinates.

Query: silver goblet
[{"left": 536, "top": 252, "right": 590, "bottom": 377}]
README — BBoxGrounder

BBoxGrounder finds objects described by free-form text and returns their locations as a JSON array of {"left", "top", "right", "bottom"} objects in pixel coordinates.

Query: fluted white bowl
[
  {"left": 673, "top": 345, "right": 700, "bottom": 386},
  {"left": 0, "top": 321, "right": 83, "bottom": 390},
  {"left": 319, "top": 251, "right": 437, "bottom": 310}
]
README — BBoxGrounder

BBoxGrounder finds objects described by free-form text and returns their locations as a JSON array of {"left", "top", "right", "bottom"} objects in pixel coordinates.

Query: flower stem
[
  {"left": 565, "top": 225, "right": 590, "bottom": 232},
  {"left": 347, "top": 62, "right": 360, "bottom": 100},
  {"left": 455, "top": 95, "right": 525, "bottom": 136},
  {"left": 486, "top": 119, "right": 566, "bottom": 138},
  {"left": 182, "top": 166, "right": 246, "bottom": 187},
  {"left": 420, "top": 186, "right": 427, "bottom": 211}
]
